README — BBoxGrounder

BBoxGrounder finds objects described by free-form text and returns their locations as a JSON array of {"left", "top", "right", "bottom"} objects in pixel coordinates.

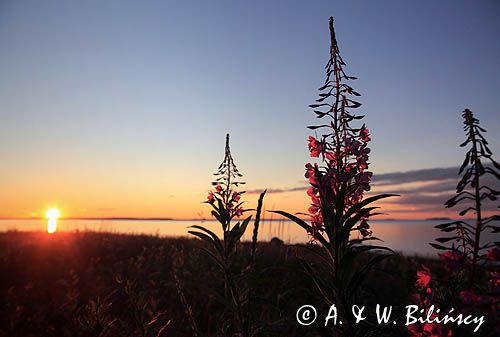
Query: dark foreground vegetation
[
  {"left": 1, "top": 231, "right": 497, "bottom": 337},
  {"left": 0, "top": 230, "right": 422, "bottom": 337}
]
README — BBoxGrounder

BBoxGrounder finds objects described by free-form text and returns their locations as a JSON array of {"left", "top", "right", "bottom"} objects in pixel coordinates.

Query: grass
[{"left": 0, "top": 230, "right": 425, "bottom": 337}]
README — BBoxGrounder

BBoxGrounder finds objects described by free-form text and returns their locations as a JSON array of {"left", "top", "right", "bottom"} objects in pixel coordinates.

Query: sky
[{"left": 0, "top": 0, "right": 499, "bottom": 219}]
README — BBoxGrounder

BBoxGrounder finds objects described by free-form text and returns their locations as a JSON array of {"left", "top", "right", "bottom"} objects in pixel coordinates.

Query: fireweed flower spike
[
  {"left": 271, "top": 17, "right": 396, "bottom": 336},
  {"left": 206, "top": 133, "right": 246, "bottom": 225}
]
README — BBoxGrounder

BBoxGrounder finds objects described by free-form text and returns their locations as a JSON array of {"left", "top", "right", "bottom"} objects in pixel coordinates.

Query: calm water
[{"left": 1, "top": 219, "right": 497, "bottom": 256}]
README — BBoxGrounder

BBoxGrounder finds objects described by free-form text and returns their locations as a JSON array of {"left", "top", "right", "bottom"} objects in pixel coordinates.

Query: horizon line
[{"left": 0, "top": 216, "right": 457, "bottom": 222}]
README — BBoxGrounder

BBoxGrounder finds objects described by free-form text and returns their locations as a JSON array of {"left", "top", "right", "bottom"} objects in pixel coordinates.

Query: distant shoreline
[{"left": 0, "top": 217, "right": 458, "bottom": 222}]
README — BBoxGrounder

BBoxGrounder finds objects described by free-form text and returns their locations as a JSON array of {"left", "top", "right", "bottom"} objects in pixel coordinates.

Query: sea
[{"left": 1, "top": 219, "right": 497, "bottom": 257}]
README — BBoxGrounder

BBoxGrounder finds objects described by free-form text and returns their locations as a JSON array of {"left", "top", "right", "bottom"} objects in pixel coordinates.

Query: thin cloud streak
[
  {"left": 247, "top": 166, "right": 463, "bottom": 194},
  {"left": 372, "top": 167, "right": 460, "bottom": 186},
  {"left": 248, "top": 166, "right": 498, "bottom": 194},
  {"left": 247, "top": 166, "right": 499, "bottom": 218}
]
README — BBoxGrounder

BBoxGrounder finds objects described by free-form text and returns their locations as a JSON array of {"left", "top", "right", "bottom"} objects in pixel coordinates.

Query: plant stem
[{"left": 469, "top": 125, "right": 483, "bottom": 288}]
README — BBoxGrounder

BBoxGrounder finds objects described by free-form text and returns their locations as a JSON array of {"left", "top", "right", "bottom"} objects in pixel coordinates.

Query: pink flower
[
  {"left": 489, "top": 272, "right": 500, "bottom": 293},
  {"left": 232, "top": 206, "right": 243, "bottom": 218},
  {"left": 307, "top": 187, "right": 318, "bottom": 198},
  {"left": 460, "top": 290, "right": 478, "bottom": 306},
  {"left": 408, "top": 321, "right": 452, "bottom": 337},
  {"left": 215, "top": 185, "right": 223, "bottom": 193},
  {"left": 359, "top": 218, "right": 372, "bottom": 237},
  {"left": 232, "top": 192, "right": 241, "bottom": 202},
  {"left": 325, "top": 151, "right": 338, "bottom": 163},
  {"left": 359, "top": 126, "right": 371, "bottom": 142},
  {"left": 355, "top": 171, "right": 372, "bottom": 193},
  {"left": 308, "top": 136, "right": 324, "bottom": 157},
  {"left": 305, "top": 163, "right": 315, "bottom": 177},
  {"left": 346, "top": 137, "right": 361, "bottom": 154},
  {"left": 460, "top": 290, "right": 492, "bottom": 310},
  {"left": 356, "top": 147, "right": 370, "bottom": 171},
  {"left": 311, "top": 213, "right": 323, "bottom": 227},
  {"left": 308, "top": 213, "right": 325, "bottom": 242},
  {"left": 309, "top": 193, "right": 321, "bottom": 206},
  {"left": 408, "top": 323, "right": 452, "bottom": 337},
  {"left": 416, "top": 265, "right": 431, "bottom": 290},
  {"left": 207, "top": 192, "right": 215, "bottom": 203},
  {"left": 305, "top": 163, "right": 320, "bottom": 186},
  {"left": 438, "top": 250, "right": 467, "bottom": 269},
  {"left": 308, "top": 204, "right": 320, "bottom": 214},
  {"left": 486, "top": 247, "right": 500, "bottom": 261},
  {"left": 360, "top": 228, "right": 372, "bottom": 237},
  {"left": 407, "top": 304, "right": 452, "bottom": 337}
]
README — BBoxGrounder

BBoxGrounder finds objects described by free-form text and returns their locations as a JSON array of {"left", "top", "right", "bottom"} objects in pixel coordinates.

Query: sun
[{"left": 46, "top": 208, "right": 60, "bottom": 234}]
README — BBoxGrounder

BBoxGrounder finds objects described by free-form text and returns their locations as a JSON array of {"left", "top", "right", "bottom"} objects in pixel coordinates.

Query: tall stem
[{"left": 469, "top": 126, "right": 483, "bottom": 288}]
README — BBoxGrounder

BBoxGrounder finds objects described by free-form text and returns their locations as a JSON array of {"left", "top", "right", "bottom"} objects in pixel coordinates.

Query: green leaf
[
  {"left": 341, "top": 206, "right": 379, "bottom": 242},
  {"left": 188, "top": 231, "right": 222, "bottom": 256},
  {"left": 436, "top": 237, "right": 458, "bottom": 243},
  {"left": 346, "top": 254, "right": 391, "bottom": 301},
  {"left": 348, "top": 237, "right": 383, "bottom": 246},
  {"left": 429, "top": 243, "right": 448, "bottom": 250},
  {"left": 342, "top": 194, "right": 397, "bottom": 221},
  {"left": 237, "top": 216, "right": 252, "bottom": 240},
  {"left": 297, "top": 258, "right": 335, "bottom": 305},
  {"left": 189, "top": 225, "right": 224, "bottom": 255},
  {"left": 230, "top": 216, "right": 252, "bottom": 243},
  {"left": 211, "top": 210, "right": 222, "bottom": 223},
  {"left": 188, "top": 230, "right": 211, "bottom": 242},
  {"left": 199, "top": 247, "right": 225, "bottom": 272},
  {"left": 268, "top": 210, "right": 329, "bottom": 247},
  {"left": 268, "top": 210, "right": 311, "bottom": 231},
  {"left": 352, "top": 244, "right": 394, "bottom": 254}
]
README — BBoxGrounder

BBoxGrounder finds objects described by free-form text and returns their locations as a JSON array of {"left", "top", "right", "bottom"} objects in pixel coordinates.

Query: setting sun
[{"left": 46, "top": 208, "right": 60, "bottom": 234}]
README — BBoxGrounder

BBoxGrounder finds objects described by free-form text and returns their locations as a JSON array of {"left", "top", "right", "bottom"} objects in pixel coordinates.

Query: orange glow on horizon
[{"left": 0, "top": 180, "right": 483, "bottom": 221}]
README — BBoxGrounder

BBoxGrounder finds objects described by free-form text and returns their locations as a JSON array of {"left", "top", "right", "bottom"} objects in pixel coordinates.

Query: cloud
[
  {"left": 247, "top": 167, "right": 463, "bottom": 194},
  {"left": 249, "top": 166, "right": 498, "bottom": 194},
  {"left": 246, "top": 186, "right": 307, "bottom": 194},
  {"left": 247, "top": 166, "right": 499, "bottom": 217},
  {"left": 372, "top": 167, "right": 460, "bottom": 186}
]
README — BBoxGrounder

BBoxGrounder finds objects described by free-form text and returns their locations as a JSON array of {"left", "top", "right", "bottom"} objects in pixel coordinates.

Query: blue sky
[{"left": 0, "top": 0, "right": 499, "bottom": 218}]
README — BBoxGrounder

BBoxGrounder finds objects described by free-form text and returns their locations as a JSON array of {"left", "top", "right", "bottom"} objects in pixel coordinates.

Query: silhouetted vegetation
[{"left": 0, "top": 231, "right": 418, "bottom": 337}]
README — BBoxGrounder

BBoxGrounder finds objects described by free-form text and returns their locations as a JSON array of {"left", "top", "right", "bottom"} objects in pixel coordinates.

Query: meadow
[{"left": 0, "top": 230, "right": 420, "bottom": 337}]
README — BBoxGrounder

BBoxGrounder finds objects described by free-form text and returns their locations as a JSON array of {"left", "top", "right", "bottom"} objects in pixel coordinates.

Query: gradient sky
[{"left": 1, "top": 0, "right": 499, "bottom": 219}]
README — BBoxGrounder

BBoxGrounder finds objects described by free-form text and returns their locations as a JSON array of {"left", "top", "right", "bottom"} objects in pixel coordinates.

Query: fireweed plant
[
  {"left": 431, "top": 109, "right": 499, "bottom": 288},
  {"left": 189, "top": 134, "right": 266, "bottom": 337},
  {"left": 272, "top": 17, "right": 396, "bottom": 336},
  {"left": 413, "top": 109, "right": 500, "bottom": 336}
]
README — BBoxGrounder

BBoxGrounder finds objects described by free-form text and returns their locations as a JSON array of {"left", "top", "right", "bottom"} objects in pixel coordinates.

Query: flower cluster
[
  {"left": 207, "top": 185, "right": 244, "bottom": 218},
  {"left": 408, "top": 265, "right": 452, "bottom": 337},
  {"left": 457, "top": 248, "right": 500, "bottom": 332},
  {"left": 438, "top": 249, "right": 468, "bottom": 271},
  {"left": 408, "top": 247, "right": 500, "bottom": 337},
  {"left": 305, "top": 117, "right": 374, "bottom": 239}
]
